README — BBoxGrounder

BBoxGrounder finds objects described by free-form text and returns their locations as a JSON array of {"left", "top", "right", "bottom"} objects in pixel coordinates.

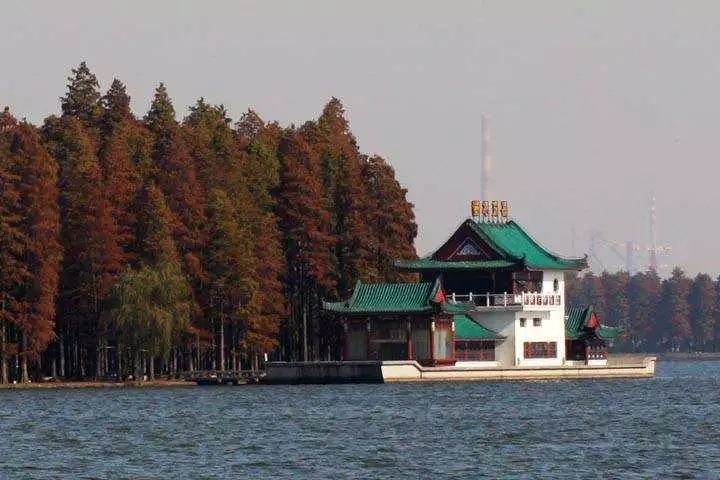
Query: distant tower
[
  {"left": 481, "top": 114, "right": 491, "bottom": 200},
  {"left": 649, "top": 192, "right": 658, "bottom": 273},
  {"left": 625, "top": 240, "right": 636, "bottom": 275}
]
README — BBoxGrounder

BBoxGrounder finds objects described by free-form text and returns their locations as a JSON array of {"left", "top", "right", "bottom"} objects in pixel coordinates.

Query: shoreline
[{"left": 0, "top": 379, "right": 193, "bottom": 390}]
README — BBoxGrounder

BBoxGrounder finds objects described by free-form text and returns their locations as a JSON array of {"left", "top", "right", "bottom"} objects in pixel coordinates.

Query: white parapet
[{"left": 381, "top": 357, "right": 656, "bottom": 383}]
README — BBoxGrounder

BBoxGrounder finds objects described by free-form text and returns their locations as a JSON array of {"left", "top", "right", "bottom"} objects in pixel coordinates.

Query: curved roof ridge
[
  {"left": 465, "top": 218, "right": 521, "bottom": 261},
  {"left": 506, "top": 219, "right": 586, "bottom": 265}
]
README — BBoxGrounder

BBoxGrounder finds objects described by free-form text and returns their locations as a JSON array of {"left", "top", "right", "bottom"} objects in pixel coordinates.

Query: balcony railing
[{"left": 447, "top": 292, "right": 562, "bottom": 308}]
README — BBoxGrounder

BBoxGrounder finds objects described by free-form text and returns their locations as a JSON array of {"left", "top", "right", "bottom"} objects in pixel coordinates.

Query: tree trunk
[
  {"left": 96, "top": 331, "right": 102, "bottom": 380},
  {"left": 21, "top": 331, "right": 29, "bottom": 383},
  {"left": 117, "top": 345, "right": 123, "bottom": 380},
  {"left": 219, "top": 315, "right": 225, "bottom": 371},
  {"left": 59, "top": 334, "right": 65, "bottom": 378},
  {"left": 134, "top": 349, "right": 141, "bottom": 381},
  {"left": 149, "top": 356, "right": 155, "bottom": 381},
  {"left": 1, "top": 318, "right": 7, "bottom": 384}
]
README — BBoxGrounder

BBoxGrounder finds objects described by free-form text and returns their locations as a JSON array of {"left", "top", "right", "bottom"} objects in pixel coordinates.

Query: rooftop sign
[{"left": 471, "top": 200, "right": 509, "bottom": 223}]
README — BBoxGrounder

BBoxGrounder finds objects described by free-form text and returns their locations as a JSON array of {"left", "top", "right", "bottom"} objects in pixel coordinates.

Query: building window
[
  {"left": 553, "top": 278, "right": 559, "bottom": 293},
  {"left": 455, "top": 340, "right": 495, "bottom": 361},
  {"left": 520, "top": 318, "right": 526, "bottom": 327},
  {"left": 524, "top": 341, "right": 557, "bottom": 359},
  {"left": 533, "top": 318, "right": 542, "bottom": 327}
]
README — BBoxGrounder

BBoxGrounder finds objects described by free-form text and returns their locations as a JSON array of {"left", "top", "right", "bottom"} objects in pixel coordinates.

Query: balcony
[{"left": 447, "top": 292, "right": 563, "bottom": 310}]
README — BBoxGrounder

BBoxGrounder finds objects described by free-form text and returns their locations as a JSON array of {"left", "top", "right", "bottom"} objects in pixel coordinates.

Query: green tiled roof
[
  {"left": 468, "top": 220, "right": 587, "bottom": 271},
  {"left": 453, "top": 314, "right": 504, "bottom": 340},
  {"left": 566, "top": 305, "right": 624, "bottom": 340},
  {"left": 395, "top": 259, "right": 516, "bottom": 271},
  {"left": 399, "top": 219, "right": 586, "bottom": 273},
  {"left": 565, "top": 306, "right": 593, "bottom": 339},
  {"left": 323, "top": 279, "right": 441, "bottom": 314},
  {"left": 598, "top": 325, "right": 623, "bottom": 339}
]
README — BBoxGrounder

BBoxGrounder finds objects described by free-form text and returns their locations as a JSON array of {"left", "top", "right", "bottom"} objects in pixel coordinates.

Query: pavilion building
[{"left": 324, "top": 203, "right": 621, "bottom": 368}]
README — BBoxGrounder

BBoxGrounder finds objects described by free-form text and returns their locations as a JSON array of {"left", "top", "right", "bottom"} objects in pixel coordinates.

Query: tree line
[
  {"left": 0, "top": 62, "right": 417, "bottom": 383},
  {"left": 566, "top": 268, "right": 720, "bottom": 353}
]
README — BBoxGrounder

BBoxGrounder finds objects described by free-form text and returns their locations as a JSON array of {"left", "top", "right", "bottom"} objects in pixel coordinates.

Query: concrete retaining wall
[
  {"left": 264, "top": 357, "right": 656, "bottom": 384},
  {"left": 265, "top": 361, "right": 383, "bottom": 384},
  {"left": 381, "top": 356, "right": 657, "bottom": 382}
]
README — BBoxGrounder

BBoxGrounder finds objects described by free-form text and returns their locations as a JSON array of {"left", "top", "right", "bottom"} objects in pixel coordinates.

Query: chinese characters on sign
[{"left": 471, "top": 200, "right": 509, "bottom": 222}]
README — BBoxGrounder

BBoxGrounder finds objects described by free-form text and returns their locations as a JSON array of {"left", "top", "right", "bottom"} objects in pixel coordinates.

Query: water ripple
[{"left": 1, "top": 361, "right": 719, "bottom": 479}]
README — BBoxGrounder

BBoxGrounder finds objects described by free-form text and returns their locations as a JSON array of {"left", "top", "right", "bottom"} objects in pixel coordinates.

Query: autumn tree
[
  {"left": 627, "top": 271, "right": 661, "bottom": 351},
  {"left": 0, "top": 109, "right": 27, "bottom": 383},
  {"left": 361, "top": 155, "right": 418, "bottom": 282},
  {"left": 277, "top": 127, "right": 337, "bottom": 360},
  {"left": 11, "top": 123, "right": 62, "bottom": 381},
  {"left": 576, "top": 272, "right": 607, "bottom": 319},
  {"left": 146, "top": 84, "right": 206, "bottom": 273},
  {"left": 658, "top": 267, "right": 692, "bottom": 351},
  {"left": 43, "top": 116, "right": 124, "bottom": 379},
  {"left": 237, "top": 112, "right": 285, "bottom": 367}
]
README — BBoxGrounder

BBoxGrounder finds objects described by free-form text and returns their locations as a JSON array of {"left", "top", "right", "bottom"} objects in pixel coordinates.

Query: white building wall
[
  {"left": 541, "top": 270, "right": 564, "bottom": 296},
  {"left": 514, "top": 309, "right": 566, "bottom": 366},
  {"left": 458, "top": 271, "right": 570, "bottom": 367},
  {"left": 515, "top": 270, "right": 566, "bottom": 366},
  {"left": 467, "top": 310, "right": 516, "bottom": 367}
]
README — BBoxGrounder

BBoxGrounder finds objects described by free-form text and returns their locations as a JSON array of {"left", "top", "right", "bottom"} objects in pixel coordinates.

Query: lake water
[{"left": 1, "top": 361, "right": 719, "bottom": 479}]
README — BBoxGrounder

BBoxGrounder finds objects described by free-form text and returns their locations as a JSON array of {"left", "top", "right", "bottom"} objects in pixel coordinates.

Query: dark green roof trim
[
  {"left": 441, "top": 302, "right": 476, "bottom": 313},
  {"left": 395, "top": 259, "right": 517, "bottom": 271},
  {"left": 323, "top": 278, "right": 441, "bottom": 315},
  {"left": 466, "top": 220, "right": 587, "bottom": 271},
  {"left": 453, "top": 314, "right": 504, "bottom": 340}
]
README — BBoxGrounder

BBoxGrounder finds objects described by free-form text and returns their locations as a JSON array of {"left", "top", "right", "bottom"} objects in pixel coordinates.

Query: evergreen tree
[
  {"left": 144, "top": 83, "right": 176, "bottom": 131},
  {"left": 205, "top": 188, "right": 257, "bottom": 371},
  {"left": 688, "top": 273, "right": 716, "bottom": 350},
  {"left": 135, "top": 183, "right": 178, "bottom": 266},
  {"left": 100, "top": 78, "right": 132, "bottom": 131},
  {"left": 60, "top": 61, "right": 102, "bottom": 123},
  {"left": 146, "top": 88, "right": 206, "bottom": 264}
]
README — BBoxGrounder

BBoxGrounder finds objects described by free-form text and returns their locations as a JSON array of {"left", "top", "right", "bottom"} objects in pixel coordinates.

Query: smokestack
[
  {"left": 481, "top": 114, "right": 491, "bottom": 200},
  {"left": 649, "top": 192, "right": 658, "bottom": 273}
]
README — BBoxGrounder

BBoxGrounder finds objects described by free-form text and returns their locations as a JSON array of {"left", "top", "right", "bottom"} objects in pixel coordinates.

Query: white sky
[{"left": 3, "top": 1, "right": 719, "bottom": 277}]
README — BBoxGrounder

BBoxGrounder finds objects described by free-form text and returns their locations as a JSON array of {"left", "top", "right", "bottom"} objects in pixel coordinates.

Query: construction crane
[{"left": 588, "top": 231, "right": 670, "bottom": 274}]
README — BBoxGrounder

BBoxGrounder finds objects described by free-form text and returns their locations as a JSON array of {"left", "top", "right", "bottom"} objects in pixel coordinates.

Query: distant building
[{"left": 324, "top": 212, "right": 621, "bottom": 368}]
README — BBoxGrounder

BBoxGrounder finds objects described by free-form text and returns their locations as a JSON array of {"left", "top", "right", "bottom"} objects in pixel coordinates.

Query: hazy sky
[{"left": 3, "top": 1, "right": 719, "bottom": 276}]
